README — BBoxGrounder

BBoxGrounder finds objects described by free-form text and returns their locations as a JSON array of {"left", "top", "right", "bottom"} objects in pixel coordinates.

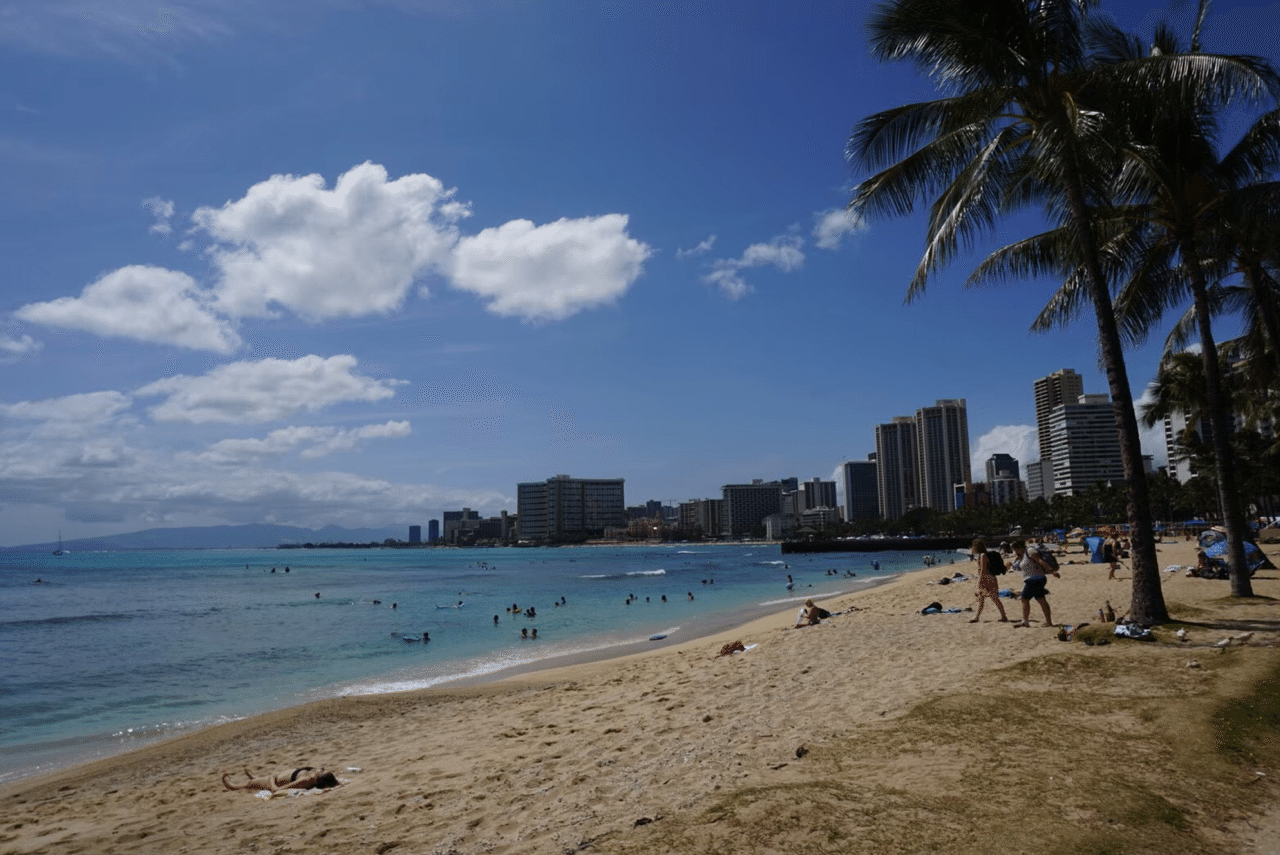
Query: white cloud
[
  {"left": 449, "top": 214, "right": 651, "bottom": 321},
  {"left": 14, "top": 265, "right": 241, "bottom": 353},
  {"left": 970, "top": 424, "right": 1038, "bottom": 479},
  {"left": 0, "top": 1, "right": 238, "bottom": 61},
  {"left": 197, "top": 420, "right": 412, "bottom": 464},
  {"left": 702, "top": 234, "right": 805, "bottom": 300},
  {"left": 136, "top": 355, "right": 403, "bottom": 424},
  {"left": 0, "top": 332, "right": 42, "bottom": 358},
  {"left": 0, "top": 390, "right": 133, "bottom": 423},
  {"left": 143, "top": 196, "right": 175, "bottom": 235},
  {"left": 676, "top": 235, "right": 716, "bottom": 258},
  {"left": 812, "top": 208, "right": 864, "bottom": 250},
  {"left": 195, "top": 162, "right": 469, "bottom": 321}
]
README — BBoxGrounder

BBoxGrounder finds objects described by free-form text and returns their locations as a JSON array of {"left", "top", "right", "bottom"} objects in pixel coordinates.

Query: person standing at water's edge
[
  {"left": 968, "top": 538, "right": 1008, "bottom": 623},
  {"left": 1011, "top": 539, "right": 1059, "bottom": 628}
]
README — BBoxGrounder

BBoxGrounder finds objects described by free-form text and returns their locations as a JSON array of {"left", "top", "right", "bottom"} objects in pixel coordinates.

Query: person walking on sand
[
  {"left": 1010, "top": 539, "right": 1060, "bottom": 627},
  {"left": 1103, "top": 527, "right": 1122, "bottom": 579},
  {"left": 968, "top": 538, "right": 1008, "bottom": 623}
]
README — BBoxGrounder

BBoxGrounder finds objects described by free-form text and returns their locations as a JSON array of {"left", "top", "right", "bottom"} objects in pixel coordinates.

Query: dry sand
[{"left": 3, "top": 538, "right": 1279, "bottom": 855}]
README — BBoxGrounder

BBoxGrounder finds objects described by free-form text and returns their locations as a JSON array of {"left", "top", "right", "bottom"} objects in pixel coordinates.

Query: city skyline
[{"left": 2, "top": 1, "right": 1273, "bottom": 546}]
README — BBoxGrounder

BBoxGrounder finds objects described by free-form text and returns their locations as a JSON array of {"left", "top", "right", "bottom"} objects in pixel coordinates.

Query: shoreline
[
  {"left": 0, "top": 572, "right": 897, "bottom": 789},
  {"left": 5, "top": 539, "right": 1279, "bottom": 854}
]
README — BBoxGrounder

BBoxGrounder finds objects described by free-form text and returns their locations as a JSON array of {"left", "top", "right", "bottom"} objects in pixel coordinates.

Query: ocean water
[{"left": 0, "top": 543, "right": 934, "bottom": 784}]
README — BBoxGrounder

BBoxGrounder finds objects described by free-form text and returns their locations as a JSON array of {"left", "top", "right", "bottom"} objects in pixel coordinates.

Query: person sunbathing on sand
[{"left": 795, "top": 599, "right": 822, "bottom": 628}]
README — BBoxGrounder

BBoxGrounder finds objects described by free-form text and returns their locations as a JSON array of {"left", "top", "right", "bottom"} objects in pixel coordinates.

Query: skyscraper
[
  {"left": 875, "top": 417, "right": 918, "bottom": 521},
  {"left": 1047, "top": 394, "right": 1124, "bottom": 494},
  {"left": 801, "top": 477, "right": 838, "bottom": 510},
  {"left": 1033, "top": 369, "right": 1085, "bottom": 496},
  {"left": 840, "top": 459, "right": 879, "bottom": 522},
  {"left": 985, "top": 454, "right": 1024, "bottom": 506},
  {"left": 915, "top": 399, "right": 970, "bottom": 512}
]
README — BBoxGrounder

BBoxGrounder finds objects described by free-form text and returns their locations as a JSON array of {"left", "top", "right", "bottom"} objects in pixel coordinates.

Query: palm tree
[
  {"left": 1086, "top": 21, "right": 1280, "bottom": 596},
  {"left": 847, "top": 0, "right": 1278, "bottom": 619},
  {"left": 848, "top": 0, "right": 1165, "bottom": 619}
]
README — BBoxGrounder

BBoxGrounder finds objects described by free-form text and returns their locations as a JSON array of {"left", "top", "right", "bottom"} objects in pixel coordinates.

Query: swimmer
[
  {"left": 392, "top": 602, "right": 397, "bottom": 609},
  {"left": 661, "top": 594, "right": 667, "bottom": 602},
  {"left": 531, "top": 628, "right": 538, "bottom": 639},
  {"left": 521, "top": 627, "right": 528, "bottom": 639},
  {"left": 494, "top": 614, "right": 499, "bottom": 625},
  {"left": 422, "top": 631, "right": 429, "bottom": 642},
  {"left": 687, "top": 592, "right": 694, "bottom": 601},
  {"left": 315, "top": 592, "right": 320, "bottom": 598}
]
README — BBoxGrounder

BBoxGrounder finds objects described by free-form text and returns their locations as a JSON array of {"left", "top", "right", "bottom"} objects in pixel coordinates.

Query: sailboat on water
[{"left": 52, "top": 532, "right": 65, "bottom": 556}]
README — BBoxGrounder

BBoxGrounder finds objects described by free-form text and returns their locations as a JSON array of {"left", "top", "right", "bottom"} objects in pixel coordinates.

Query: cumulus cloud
[
  {"left": 676, "top": 235, "right": 716, "bottom": 258},
  {"left": 195, "top": 162, "right": 470, "bottom": 321},
  {"left": 970, "top": 424, "right": 1038, "bottom": 479},
  {"left": 703, "top": 234, "right": 805, "bottom": 300},
  {"left": 143, "top": 196, "right": 175, "bottom": 235},
  {"left": 0, "top": 332, "right": 42, "bottom": 359},
  {"left": 1, "top": 390, "right": 133, "bottom": 423},
  {"left": 198, "top": 420, "right": 412, "bottom": 464},
  {"left": 136, "top": 355, "right": 403, "bottom": 424},
  {"left": 449, "top": 214, "right": 651, "bottom": 321},
  {"left": 14, "top": 265, "right": 241, "bottom": 353},
  {"left": 812, "top": 208, "right": 864, "bottom": 250}
]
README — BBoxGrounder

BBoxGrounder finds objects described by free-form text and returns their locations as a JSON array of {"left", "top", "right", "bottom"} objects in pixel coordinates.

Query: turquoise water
[{"left": 0, "top": 543, "right": 926, "bottom": 783}]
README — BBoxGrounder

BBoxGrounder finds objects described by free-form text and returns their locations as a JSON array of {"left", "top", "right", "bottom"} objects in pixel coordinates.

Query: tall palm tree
[
  {"left": 1086, "top": 23, "right": 1280, "bottom": 595},
  {"left": 846, "top": 0, "right": 1276, "bottom": 622}
]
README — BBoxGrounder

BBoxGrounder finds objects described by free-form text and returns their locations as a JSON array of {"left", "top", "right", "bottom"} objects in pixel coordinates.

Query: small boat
[{"left": 52, "top": 532, "right": 65, "bottom": 556}]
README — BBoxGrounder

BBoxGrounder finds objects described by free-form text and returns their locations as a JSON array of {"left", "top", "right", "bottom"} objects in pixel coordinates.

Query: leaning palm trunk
[
  {"left": 1181, "top": 236, "right": 1255, "bottom": 596},
  {"left": 1060, "top": 157, "right": 1168, "bottom": 623}
]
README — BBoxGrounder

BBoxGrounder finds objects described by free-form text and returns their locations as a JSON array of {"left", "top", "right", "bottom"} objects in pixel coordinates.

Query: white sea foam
[
  {"left": 340, "top": 630, "right": 684, "bottom": 696},
  {"left": 759, "top": 588, "right": 848, "bottom": 606},
  {"left": 578, "top": 568, "right": 666, "bottom": 578}
]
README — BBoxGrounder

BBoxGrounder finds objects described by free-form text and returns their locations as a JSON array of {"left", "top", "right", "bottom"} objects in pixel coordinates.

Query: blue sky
[{"left": 2, "top": 0, "right": 1277, "bottom": 546}]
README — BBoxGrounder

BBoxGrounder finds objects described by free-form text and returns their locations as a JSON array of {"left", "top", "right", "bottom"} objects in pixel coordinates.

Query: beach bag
[
  {"left": 1034, "top": 546, "right": 1059, "bottom": 572},
  {"left": 985, "top": 550, "right": 1007, "bottom": 576}
]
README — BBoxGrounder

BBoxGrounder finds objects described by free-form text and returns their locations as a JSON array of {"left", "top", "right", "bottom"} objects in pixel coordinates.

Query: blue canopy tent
[{"left": 1200, "top": 528, "right": 1272, "bottom": 573}]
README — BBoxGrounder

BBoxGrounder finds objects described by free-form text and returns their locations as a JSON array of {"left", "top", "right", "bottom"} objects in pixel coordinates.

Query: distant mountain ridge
[{"left": 6, "top": 524, "right": 405, "bottom": 552}]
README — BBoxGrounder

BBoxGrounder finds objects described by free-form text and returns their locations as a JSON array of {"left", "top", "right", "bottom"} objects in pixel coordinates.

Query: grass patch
[
  {"left": 606, "top": 647, "right": 1280, "bottom": 855},
  {"left": 1211, "top": 657, "right": 1280, "bottom": 767}
]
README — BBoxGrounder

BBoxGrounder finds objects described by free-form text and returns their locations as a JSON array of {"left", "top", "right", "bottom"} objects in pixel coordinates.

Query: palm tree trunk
[
  {"left": 1182, "top": 236, "right": 1255, "bottom": 596},
  {"left": 1060, "top": 158, "right": 1169, "bottom": 624}
]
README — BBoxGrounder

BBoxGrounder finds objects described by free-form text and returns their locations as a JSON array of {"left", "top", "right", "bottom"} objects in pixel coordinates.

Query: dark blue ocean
[{"left": 0, "top": 543, "right": 929, "bottom": 784}]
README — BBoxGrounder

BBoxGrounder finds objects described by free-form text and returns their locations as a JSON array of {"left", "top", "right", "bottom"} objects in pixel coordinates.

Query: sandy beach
[{"left": 4, "top": 537, "right": 1279, "bottom": 855}]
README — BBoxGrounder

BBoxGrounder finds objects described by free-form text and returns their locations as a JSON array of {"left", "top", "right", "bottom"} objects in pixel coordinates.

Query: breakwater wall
[{"left": 780, "top": 537, "right": 972, "bottom": 554}]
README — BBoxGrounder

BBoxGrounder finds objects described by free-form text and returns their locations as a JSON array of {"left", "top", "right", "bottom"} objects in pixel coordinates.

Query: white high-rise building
[
  {"left": 1034, "top": 369, "right": 1085, "bottom": 497},
  {"left": 1047, "top": 395, "right": 1124, "bottom": 494}
]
